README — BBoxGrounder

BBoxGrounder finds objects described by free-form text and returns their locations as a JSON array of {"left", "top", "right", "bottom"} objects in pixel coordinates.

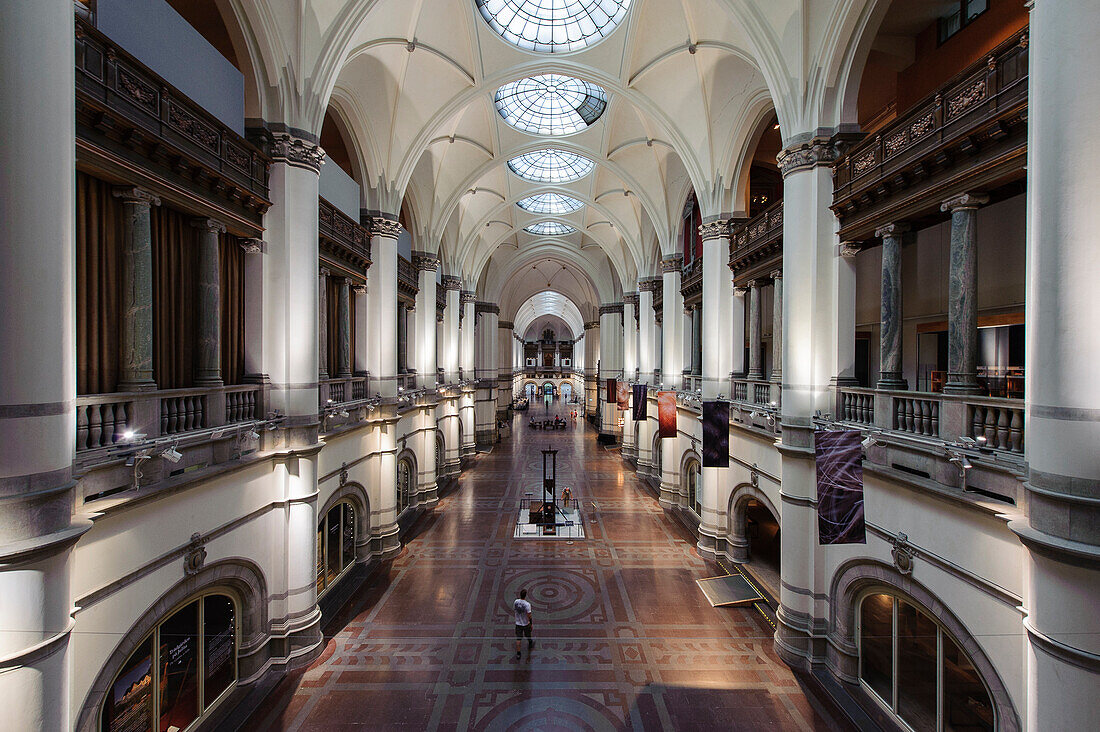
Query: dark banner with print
[
  {"left": 616, "top": 381, "right": 630, "bottom": 409},
  {"left": 606, "top": 378, "right": 617, "bottom": 404},
  {"left": 815, "top": 430, "right": 867, "bottom": 545},
  {"left": 657, "top": 391, "right": 677, "bottom": 438},
  {"left": 632, "top": 384, "right": 647, "bottom": 421},
  {"left": 702, "top": 401, "right": 729, "bottom": 468}
]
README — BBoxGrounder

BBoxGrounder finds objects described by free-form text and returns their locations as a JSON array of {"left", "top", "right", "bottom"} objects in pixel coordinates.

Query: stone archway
[
  {"left": 319, "top": 481, "right": 372, "bottom": 563},
  {"left": 726, "top": 482, "right": 780, "bottom": 563}
]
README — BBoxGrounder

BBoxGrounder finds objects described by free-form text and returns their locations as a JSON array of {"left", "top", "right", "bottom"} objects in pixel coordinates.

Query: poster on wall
[
  {"left": 606, "top": 378, "right": 617, "bottom": 404},
  {"left": 104, "top": 637, "right": 154, "bottom": 732},
  {"left": 616, "top": 380, "right": 630, "bottom": 409},
  {"left": 814, "top": 430, "right": 867, "bottom": 545},
  {"left": 632, "top": 384, "right": 647, "bottom": 421},
  {"left": 158, "top": 602, "right": 200, "bottom": 732},
  {"left": 702, "top": 401, "right": 730, "bottom": 467},
  {"left": 657, "top": 391, "right": 677, "bottom": 438}
]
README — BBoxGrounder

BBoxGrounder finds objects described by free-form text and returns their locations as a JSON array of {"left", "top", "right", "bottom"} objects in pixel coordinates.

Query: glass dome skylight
[
  {"left": 517, "top": 193, "right": 585, "bottom": 214},
  {"left": 509, "top": 149, "right": 595, "bottom": 184},
  {"left": 495, "top": 74, "right": 608, "bottom": 136},
  {"left": 476, "top": 0, "right": 632, "bottom": 54},
  {"left": 525, "top": 221, "right": 578, "bottom": 236}
]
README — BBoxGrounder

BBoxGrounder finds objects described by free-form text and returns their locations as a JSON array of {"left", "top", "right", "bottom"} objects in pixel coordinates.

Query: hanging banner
[
  {"left": 606, "top": 378, "right": 617, "bottom": 404},
  {"left": 702, "top": 401, "right": 730, "bottom": 467},
  {"left": 616, "top": 381, "right": 630, "bottom": 410},
  {"left": 632, "top": 384, "right": 647, "bottom": 421},
  {"left": 657, "top": 391, "right": 677, "bottom": 438},
  {"left": 815, "top": 430, "right": 867, "bottom": 545}
]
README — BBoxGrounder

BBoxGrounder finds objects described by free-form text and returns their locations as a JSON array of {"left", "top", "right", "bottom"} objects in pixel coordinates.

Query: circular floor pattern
[
  {"left": 502, "top": 567, "right": 602, "bottom": 624},
  {"left": 475, "top": 693, "right": 623, "bottom": 732}
]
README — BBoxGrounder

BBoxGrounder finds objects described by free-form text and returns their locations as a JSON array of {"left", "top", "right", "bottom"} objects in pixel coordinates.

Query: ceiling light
[
  {"left": 476, "top": 0, "right": 632, "bottom": 54},
  {"left": 517, "top": 193, "right": 584, "bottom": 215},
  {"left": 525, "top": 221, "right": 577, "bottom": 236},
  {"left": 509, "top": 148, "right": 595, "bottom": 183},
  {"left": 495, "top": 74, "right": 608, "bottom": 136}
]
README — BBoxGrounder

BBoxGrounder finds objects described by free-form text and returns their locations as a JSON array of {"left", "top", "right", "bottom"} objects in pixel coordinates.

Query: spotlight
[
  {"left": 121, "top": 429, "right": 136, "bottom": 442},
  {"left": 861, "top": 436, "right": 874, "bottom": 450},
  {"left": 367, "top": 404, "right": 376, "bottom": 412},
  {"left": 125, "top": 455, "right": 137, "bottom": 467},
  {"left": 246, "top": 429, "right": 260, "bottom": 441},
  {"left": 160, "top": 446, "right": 183, "bottom": 464},
  {"left": 770, "top": 401, "right": 778, "bottom": 408},
  {"left": 327, "top": 398, "right": 334, "bottom": 404},
  {"left": 749, "top": 411, "right": 758, "bottom": 418},
  {"left": 265, "top": 422, "right": 278, "bottom": 431},
  {"left": 338, "top": 410, "right": 349, "bottom": 419},
  {"left": 975, "top": 435, "right": 988, "bottom": 448}
]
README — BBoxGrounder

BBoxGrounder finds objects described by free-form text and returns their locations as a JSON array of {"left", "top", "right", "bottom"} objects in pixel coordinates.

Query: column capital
[
  {"left": 460, "top": 290, "right": 476, "bottom": 304},
  {"left": 599, "top": 303, "right": 624, "bottom": 316},
  {"left": 941, "top": 193, "right": 990, "bottom": 213},
  {"left": 698, "top": 220, "right": 730, "bottom": 241},
  {"left": 441, "top": 275, "right": 463, "bottom": 290},
  {"left": 769, "top": 269, "right": 782, "bottom": 281},
  {"left": 112, "top": 186, "right": 161, "bottom": 207},
  {"left": 747, "top": 278, "right": 766, "bottom": 289},
  {"left": 270, "top": 132, "right": 326, "bottom": 173},
  {"left": 623, "top": 291, "right": 640, "bottom": 306},
  {"left": 639, "top": 276, "right": 662, "bottom": 293},
  {"left": 475, "top": 301, "right": 499, "bottom": 315},
  {"left": 660, "top": 254, "right": 684, "bottom": 273},
  {"left": 874, "top": 222, "right": 910, "bottom": 239},
  {"left": 733, "top": 286, "right": 749, "bottom": 296},
  {"left": 584, "top": 320, "right": 600, "bottom": 330},
  {"left": 351, "top": 283, "right": 368, "bottom": 295},
  {"left": 239, "top": 238, "right": 265, "bottom": 254},
  {"left": 191, "top": 217, "right": 227, "bottom": 234},
  {"left": 776, "top": 136, "right": 841, "bottom": 177},
  {"left": 837, "top": 241, "right": 861, "bottom": 258},
  {"left": 371, "top": 216, "right": 403, "bottom": 239},
  {"left": 319, "top": 266, "right": 331, "bottom": 277},
  {"left": 412, "top": 250, "right": 440, "bottom": 272},
  {"left": 498, "top": 320, "right": 514, "bottom": 330}
]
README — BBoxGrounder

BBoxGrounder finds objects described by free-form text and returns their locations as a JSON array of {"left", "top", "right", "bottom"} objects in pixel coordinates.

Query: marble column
[
  {"left": 114, "top": 187, "right": 160, "bottom": 391},
  {"left": 599, "top": 303, "right": 624, "bottom": 439},
  {"left": 441, "top": 276, "right": 461, "bottom": 383},
  {"left": 318, "top": 268, "right": 330, "bottom": 381},
  {"left": 353, "top": 283, "right": 369, "bottom": 375},
  {"left": 336, "top": 277, "right": 352, "bottom": 377},
  {"left": 0, "top": 3, "right": 86, "bottom": 728},
  {"left": 876, "top": 223, "right": 909, "bottom": 390},
  {"left": 732, "top": 284, "right": 747, "bottom": 376},
  {"left": 638, "top": 280, "right": 659, "bottom": 384},
  {"left": 747, "top": 281, "right": 764, "bottom": 380},
  {"left": 414, "top": 252, "right": 440, "bottom": 382},
  {"left": 770, "top": 270, "right": 783, "bottom": 385},
  {"left": 682, "top": 307, "right": 693, "bottom": 378},
  {"left": 192, "top": 218, "right": 226, "bottom": 386},
  {"left": 941, "top": 194, "right": 988, "bottom": 395},
  {"left": 396, "top": 303, "right": 408, "bottom": 375},
  {"left": 623, "top": 291, "right": 639, "bottom": 382},
  {"left": 659, "top": 254, "right": 684, "bottom": 506},
  {"left": 1018, "top": 2, "right": 1100, "bottom": 728},
  {"left": 367, "top": 217, "right": 401, "bottom": 397},
  {"left": 474, "top": 302, "right": 498, "bottom": 445},
  {"left": 584, "top": 320, "right": 600, "bottom": 412},
  {"left": 702, "top": 222, "right": 733, "bottom": 397},
  {"left": 241, "top": 238, "right": 266, "bottom": 381}
]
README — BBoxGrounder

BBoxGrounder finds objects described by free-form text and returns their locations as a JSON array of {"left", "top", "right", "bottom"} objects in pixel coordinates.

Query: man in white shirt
[{"left": 514, "top": 588, "right": 534, "bottom": 659}]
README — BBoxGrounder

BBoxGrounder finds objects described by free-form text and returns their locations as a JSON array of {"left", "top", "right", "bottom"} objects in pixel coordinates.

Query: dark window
[
  {"left": 317, "top": 502, "right": 357, "bottom": 597},
  {"left": 860, "top": 593, "right": 894, "bottom": 704},
  {"left": 939, "top": 0, "right": 990, "bottom": 44}
]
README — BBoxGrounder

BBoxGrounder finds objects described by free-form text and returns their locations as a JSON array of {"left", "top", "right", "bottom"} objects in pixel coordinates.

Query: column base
[
  {"left": 876, "top": 375, "right": 907, "bottom": 390},
  {"left": 943, "top": 381, "right": 981, "bottom": 395},
  {"left": 371, "top": 522, "right": 402, "bottom": 560},
  {"left": 194, "top": 377, "right": 224, "bottom": 388},
  {"left": 117, "top": 379, "right": 158, "bottom": 392}
]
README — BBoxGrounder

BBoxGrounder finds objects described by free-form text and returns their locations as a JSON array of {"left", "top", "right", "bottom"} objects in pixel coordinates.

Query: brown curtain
[
  {"left": 151, "top": 205, "right": 198, "bottom": 389},
  {"left": 220, "top": 232, "right": 245, "bottom": 385},
  {"left": 326, "top": 275, "right": 341, "bottom": 375},
  {"left": 75, "top": 172, "right": 123, "bottom": 395}
]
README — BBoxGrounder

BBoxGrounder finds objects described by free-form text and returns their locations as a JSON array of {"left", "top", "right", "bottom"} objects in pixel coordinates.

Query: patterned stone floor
[{"left": 245, "top": 406, "right": 849, "bottom": 731}]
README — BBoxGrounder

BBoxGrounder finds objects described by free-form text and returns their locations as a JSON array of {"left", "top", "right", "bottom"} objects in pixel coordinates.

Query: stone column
[
  {"left": 876, "top": 223, "right": 909, "bottom": 390},
  {"left": 413, "top": 252, "right": 440, "bottom": 383},
  {"left": 0, "top": 4, "right": 87, "bottom": 728},
  {"left": 1017, "top": 2, "right": 1100, "bottom": 728},
  {"left": 441, "top": 276, "right": 462, "bottom": 383},
  {"left": 941, "top": 194, "right": 988, "bottom": 395},
  {"left": 660, "top": 254, "right": 684, "bottom": 505},
  {"left": 683, "top": 307, "right": 694, "bottom": 379},
  {"left": 474, "top": 302, "right": 498, "bottom": 445},
  {"left": 833, "top": 242, "right": 861, "bottom": 391},
  {"left": 584, "top": 320, "right": 600, "bottom": 413},
  {"left": 240, "top": 238, "right": 266, "bottom": 381},
  {"left": 459, "top": 290, "right": 476, "bottom": 455},
  {"left": 638, "top": 279, "right": 659, "bottom": 384},
  {"left": 623, "top": 291, "right": 639, "bottom": 381},
  {"left": 192, "top": 218, "right": 226, "bottom": 386},
  {"left": 732, "top": 284, "right": 747, "bottom": 376},
  {"left": 336, "top": 277, "right": 352, "bottom": 377},
  {"left": 114, "top": 187, "right": 160, "bottom": 391},
  {"left": 318, "top": 268, "right": 330, "bottom": 381},
  {"left": 747, "top": 280, "right": 764, "bottom": 380},
  {"left": 352, "top": 283, "right": 369, "bottom": 375},
  {"left": 770, "top": 270, "right": 783, "bottom": 385},
  {"left": 396, "top": 303, "right": 407, "bottom": 375},
  {"left": 599, "top": 303, "right": 624, "bottom": 440},
  {"left": 368, "top": 217, "right": 401, "bottom": 397},
  {"left": 691, "top": 306, "right": 703, "bottom": 377}
]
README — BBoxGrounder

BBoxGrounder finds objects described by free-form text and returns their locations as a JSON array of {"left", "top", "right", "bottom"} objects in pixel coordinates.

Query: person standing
[{"left": 514, "top": 588, "right": 533, "bottom": 658}]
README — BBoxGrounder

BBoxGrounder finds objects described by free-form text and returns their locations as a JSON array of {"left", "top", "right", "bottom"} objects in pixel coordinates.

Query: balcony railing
[
  {"left": 320, "top": 376, "right": 369, "bottom": 407},
  {"left": 76, "top": 383, "right": 264, "bottom": 453},
  {"left": 729, "top": 200, "right": 783, "bottom": 285}
]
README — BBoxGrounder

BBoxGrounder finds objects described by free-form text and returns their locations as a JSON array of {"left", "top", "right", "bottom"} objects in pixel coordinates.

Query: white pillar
[
  {"left": 0, "top": 4, "right": 82, "bottom": 728},
  {"left": 660, "top": 254, "right": 684, "bottom": 506},
  {"left": 441, "top": 277, "right": 461, "bottom": 382},
  {"left": 638, "top": 282, "right": 658, "bottom": 384},
  {"left": 599, "top": 303, "right": 623, "bottom": 437},
  {"left": 584, "top": 321, "right": 600, "bottom": 413},
  {"left": 623, "top": 292, "right": 639, "bottom": 381},
  {"left": 732, "top": 282, "right": 747, "bottom": 376},
  {"left": 459, "top": 291, "right": 476, "bottom": 455},
  {"left": 353, "top": 283, "right": 369, "bottom": 374},
  {"left": 367, "top": 218, "right": 401, "bottom": 397},
  {"left": 474, "top": 302, "right": 498, "bottom": 445},
  {"left": 414, "top": 253, "right": 439, "bottom": 384},
  {"left": 497, "top": 320, "right": 513, "bottom": 413},
  {"left": 1020, "top": 2, "right": 1100, "bottom": 728}
]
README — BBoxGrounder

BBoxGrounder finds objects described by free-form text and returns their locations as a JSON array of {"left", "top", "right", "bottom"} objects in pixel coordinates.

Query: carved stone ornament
[
  {"left": 183, "top": 532, "right": 207, "bottom": 576},
  {"left": 371, "top": 217, "right": 403, "bottom": 240},
  {"left": 891, "top": 532, "right": 915, "bottom": 576},
  {"left": 776, "top": 136, "right": 841, "bottom": 178},
  {"left": 113, "top": 186, "right": 161, "bottom": 207},
  {"left": 639, "top": 277, "right": 662, "bottom": 293},
  {"left": 599, "top": 303, "right": 624, "bottom": 316},
  {"left": 412, "top": 252, "right": 440, "bottom": 272},
  {"left": 622, "top": 291, "right": 640, "bottom": 306},
  {"left": 940, "top": 193, "right": 990, "bottom": 213},
  {"left": 875, "top": 222, "right": 910, "bottom": 240},
  {"left": 498, "top": 320, "right": 514, "bottom": 330},
  {"left": 837, "top": 242, "right": 861, "bottom": 258},
  {"left": 441, "top": 275, "right": 462, "bottom": 291},
  {"left": 339, "top": 461, "right": 349, "bottom": 486},
  {"left": 750, "top": 465, "right": 760, "bottom": 488},
  {"left": 769, "top": 269, "right": 782, "bottom": 281},
  {"left": 192, "top": 217, "right": 227, "bottom": 234},
  {"left": 660, "top": 254, "right": 684, "bottom": 273},
  {"left": 239, "top": 238, "right": 266, "bottom": 254},
  {"left": 475, "top": 301, "right": 500, "bottom": 315},
  {"left": 270, "top": 133, "right": 326, "bottom": 173},
  {"left": 352, "top": 283, "right": 368, "bottom": 296},
  {"left": 698, "top": 220, "right": 729, "bottom": 242},
  {"left": 460, "top": 290, "right": 477, "bottom": 304},
  {"left": 584, "top": 320, "right": 600, "bottom": 330}
]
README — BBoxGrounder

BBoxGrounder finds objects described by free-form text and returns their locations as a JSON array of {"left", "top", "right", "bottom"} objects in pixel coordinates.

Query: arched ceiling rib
[{"left": 514, "top": 292, "right": 586, "bottom": 340}]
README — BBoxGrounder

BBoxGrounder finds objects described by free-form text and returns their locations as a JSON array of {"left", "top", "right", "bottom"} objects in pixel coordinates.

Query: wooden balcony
[
  {"left": 832, "top": 31, "right": 1029, "bottom": 241},
  {"left": 680, "top": 257, "right": 703, "bottom": 305},
  {"left": 319, "top": 198, "right": 371, "bottom": 276},
  {"left": 74, "top": 17, "right": 271, "bottom": 232},
  {"left": 729, "top": 200, "right": 783, "bottom": 287}
]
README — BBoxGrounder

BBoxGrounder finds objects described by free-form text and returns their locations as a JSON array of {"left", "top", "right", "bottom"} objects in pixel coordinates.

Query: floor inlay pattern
[{"left": 245, "top": 407, "right": 849, "bottom": 731}]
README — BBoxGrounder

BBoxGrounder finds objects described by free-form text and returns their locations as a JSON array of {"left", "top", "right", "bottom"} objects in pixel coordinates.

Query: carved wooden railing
[
  {"left": 319, "top": 197, "right": 371, "bottom": 273},
  {"left": 729, "top": 200, "right": 783, "bottom": 285}
]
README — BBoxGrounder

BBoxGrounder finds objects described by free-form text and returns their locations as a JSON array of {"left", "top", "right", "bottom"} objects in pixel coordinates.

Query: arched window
[
  {"left": 316, "top": 501, "right": 356, "bottom": 597},
  {"left": 858, "top": 591, "right": 994, "bottom": 731},
  {"left": 685, "top": 459, "right": 701, "bottom": 516},
  {"left": 100, "top": 593, "right": 237, "bottom": 732},
  {"left": 652, "top": 434, "right": 662, "bottom": 478},
  {"left": 435, "top": 434, "right": 445, "bottom": 475},
  {"left": 397, "top": 458, "right": 414, "bottom": 513}
]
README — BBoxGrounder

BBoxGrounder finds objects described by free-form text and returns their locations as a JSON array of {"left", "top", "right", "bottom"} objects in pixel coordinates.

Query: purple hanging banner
[
  {"left": 702, "top": 401, "right": 729, "bottom": 467},
  {"left": 632, "top": 384, "right": 647, "bottom": 421},
  {"left": 814, "top": 430, "right": 867, "bottom": 545}
]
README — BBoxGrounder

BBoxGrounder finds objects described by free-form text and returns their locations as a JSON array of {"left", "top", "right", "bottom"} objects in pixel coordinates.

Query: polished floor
[{"left": 246, "top": 405, "right": 849, "bottom": 730}]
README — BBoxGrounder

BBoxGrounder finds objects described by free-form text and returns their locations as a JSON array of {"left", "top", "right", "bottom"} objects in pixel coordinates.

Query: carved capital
[
  {"left": 352, "top": 283, "right": 368, "bottom": 296},
  {"left": 460, "top": 290, "right": 476, "bottom": 304},
  {"left": 940, "top": 193, "right": 990, "bottom": 213},
  {"left": 475, "top": 301, "right": 499, "bottom": 316},
  {"left": 412, "top": 251, "right": 440, "bottom": 272},
  {"left": 875, "top": 222, "right": 910, "bottom": 240},
  {"left": 239, "top": 238, "right": 265, "bottom": 254},
  {"left": 584, "top": 320, "right": 600, "bottom": 330},
  {"left": 599, "top": 303, "right": 624, "bottom": 316},
  {"left": 622, "top": 291, "right": 640, "bottom": 306},
  {"left": 837, "top": 241, "right": 861, "bottom": 258},
  {"left": 660, "top": 254, "right": 684, "bottom": 273},
  {"left": 698, "top": 220, "right": 731, "bottom": 242},
  {"left": 441, "top": 275, "right": 462, "bottom": 291},
  {"left": 769, "top": 269, "right": 782, "bottom": 281},
  {"left": 191, "top": 217, "right": 227, "bottom": 234},
  {"left": 891, "top": 532, "right": 915, "bottom": 576},
  {"left": 371, "top": 216, "right": 403, "bottom": 240},
  {"left": 776, "top": 136, "right": 840, "bottom": 177},
  {"left": 638, "top": 277, "right": 662, "bottom": 293},
  {"left": 319, "top": 267, "right": 331, "bottom": 278},
  {"left": 270, "top": 133, "right": 325, "bottom": 173},
  {"left": 498, "top": 320, "right": 514, "bottom": 330},
  {"left": 113, "top": 186, "right": 161, "bottom": 207},
  {"left": 733, "top": 286, "right": 750, "bottom": 296}
]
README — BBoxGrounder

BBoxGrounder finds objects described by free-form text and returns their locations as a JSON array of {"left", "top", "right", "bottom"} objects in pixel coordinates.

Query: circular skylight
[
  {"left": 476, "top": 0, "right": 632, "bottom": 54},
  {"left": 509, "top": 149, "right": 595, "bottom": 184},
  {"left": 495, "top": 74, "right": 608, "bottom": 136},
  {"left": 517, "top": 193, "right": 584, "bottom": 214},
  {"left": 525, "top": 221, "right": 578, "bottom": 235}
]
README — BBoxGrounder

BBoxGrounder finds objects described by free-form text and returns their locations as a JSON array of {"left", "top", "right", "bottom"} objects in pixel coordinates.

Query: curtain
[
  {"left": 219, "top": 232, "right": 245, "bottom": 385},
  {"left": 151, "top": 205, "right": 198, "bottom": 389},
  {"left": 75, "top": 172, "right": 123, "bottom": 395}
]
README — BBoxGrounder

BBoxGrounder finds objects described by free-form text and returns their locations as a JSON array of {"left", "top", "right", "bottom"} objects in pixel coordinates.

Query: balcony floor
[{"left": 244, "top": 405, "right": 849, "bottom": 731}]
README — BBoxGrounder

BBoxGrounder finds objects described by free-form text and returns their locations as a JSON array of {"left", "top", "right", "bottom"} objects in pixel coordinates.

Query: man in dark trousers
[{"left": 514, "top": 588, "right": 534, "bottom": 659}]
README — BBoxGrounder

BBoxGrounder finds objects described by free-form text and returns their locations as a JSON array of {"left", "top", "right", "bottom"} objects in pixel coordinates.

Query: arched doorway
[
  {"left": 728, "top": 485, "right": 781, "bottom": 596},
  {"left": 524, "top": 382, "right": 537, "bottom": 400},
  {"left": 561, "top": 381, "right": 573, "bottom": 402}
]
